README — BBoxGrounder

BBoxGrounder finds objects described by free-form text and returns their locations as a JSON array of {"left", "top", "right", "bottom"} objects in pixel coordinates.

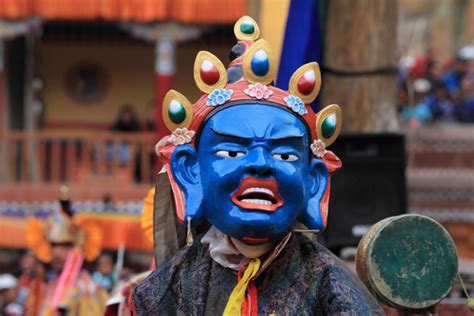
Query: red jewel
[
  {"left": 200, "top": 60, "right": 220, "bottom": 85},
  {"left": 297, "top": 70, "right": 316, "bottom": 95}
]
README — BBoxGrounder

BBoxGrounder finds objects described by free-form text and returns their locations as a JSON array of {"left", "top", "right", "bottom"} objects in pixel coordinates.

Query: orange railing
[{"left": 0, "top": 131, "right": 158, "bottom": 184}]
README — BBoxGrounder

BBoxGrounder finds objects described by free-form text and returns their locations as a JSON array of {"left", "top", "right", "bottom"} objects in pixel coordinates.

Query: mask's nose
[{"left": 245, "top": 147, "right": 275, "bottom": 177}]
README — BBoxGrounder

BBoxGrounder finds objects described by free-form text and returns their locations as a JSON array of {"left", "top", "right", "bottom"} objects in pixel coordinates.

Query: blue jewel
[{"left": 251, "top": 49, "right": 269, "bottom": 76}]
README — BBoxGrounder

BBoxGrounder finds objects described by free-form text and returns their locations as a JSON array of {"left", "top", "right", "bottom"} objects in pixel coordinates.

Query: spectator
[
  {"left": 398, "top": 47, "right": 474, "bottom": 126},
  {"left": 458, "top": 45, "right": 474, "bottom": 75},
  {"left": 441, "top": 56, "right": 467, "bottom": 98},
  {"left": 429, "top": 81, "right": 456, "bottom": 122},
  {"left": 142, "top": 99, "right": 158, "bottom": 180},
  {"left": 17, "top": 252, "right": 42, "bottom": 307},
  {"left": 107, "top": 104, "right": 140, "bottom": 167},
  {"left": 92, "top": 253, "right": 115, "bottom": 292},
  {"left": 144, "top": 98, "right": 156, "bottom": 132},
  {"left": 111, "top": 104, "right": 140, "bottom": 133},
  {"left": 18, "top": 252, "right": 39, "bottom": 285},
  {"left": 401, "top": 78, "right": 432, "bottom": 128},
  {"left": 102, "top": 194, "right": 116, "bottom": 212},
  {"left": 0, "top": 274, "right": 23, "bottom": 316},
  {"left": 456, "top": 75, "right": 474, "bottom": 123}
]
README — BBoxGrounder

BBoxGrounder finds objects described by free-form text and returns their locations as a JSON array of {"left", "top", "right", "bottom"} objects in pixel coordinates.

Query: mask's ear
[
  {"left": 301, "top": 158, "right": 329, "bottom": 231},
  {"left": 169, "top": 145, "right": 204, "bottom": 226}
]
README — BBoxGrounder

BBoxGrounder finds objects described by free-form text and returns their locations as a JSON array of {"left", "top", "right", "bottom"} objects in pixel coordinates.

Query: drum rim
[{"left": 359, "top": 214, "right": 458, "bottom": 310}]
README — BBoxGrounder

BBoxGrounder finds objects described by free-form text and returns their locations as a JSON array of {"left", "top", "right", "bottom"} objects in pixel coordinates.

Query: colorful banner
[{"left": 0, "top": 212, "right": 152, "bottom": 252}]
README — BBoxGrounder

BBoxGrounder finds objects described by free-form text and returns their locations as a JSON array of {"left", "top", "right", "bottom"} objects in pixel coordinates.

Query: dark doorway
[{"left": 5, "top": 36, "right": 26, "bottom": 130}]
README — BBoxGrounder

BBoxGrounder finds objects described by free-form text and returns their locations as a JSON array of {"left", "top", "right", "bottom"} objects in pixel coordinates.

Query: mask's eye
[
  {"left": 215, "top": 150, "right": 245, "bottom": 158},
  {"left": 273, "top": 153, "right": 298, "bottom": 161}
]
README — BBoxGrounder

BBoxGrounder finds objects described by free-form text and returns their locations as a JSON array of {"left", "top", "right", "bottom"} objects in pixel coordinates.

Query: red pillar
[
  {"left": 154, "top": 38, "right": 176, "bottom": 142},
  {"left": 154, "top": 38, "right": 176, "bottom": 172}
]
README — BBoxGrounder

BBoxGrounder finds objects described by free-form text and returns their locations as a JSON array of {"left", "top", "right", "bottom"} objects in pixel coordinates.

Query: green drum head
[{"left": 366, "top": 214, "right": 458, "bottom": 310}]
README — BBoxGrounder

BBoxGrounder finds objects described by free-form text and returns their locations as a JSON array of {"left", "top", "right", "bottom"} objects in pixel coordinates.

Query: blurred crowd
[
  {"left": 0, "top": 253, "right": 41, "bottom": 315},
  {"left": 397, "top": 46, "right": 474, "bottom": 128},
  {"left": 0, "top": 252, "right": 140, "bottom": 316}
]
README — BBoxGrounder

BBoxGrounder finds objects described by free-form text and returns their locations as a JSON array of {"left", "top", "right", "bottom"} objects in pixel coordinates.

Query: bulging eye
[
  {"left": 215, "top": 150, "right": 245, "bottom": 158},
  {"left": 273, "top": 153, "right": 298, "bottom": 161}
]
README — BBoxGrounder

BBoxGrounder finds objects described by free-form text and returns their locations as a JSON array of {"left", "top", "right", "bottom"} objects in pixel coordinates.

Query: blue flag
[{"left": 276, "top": 0, "right": 323, "bottom": 110}]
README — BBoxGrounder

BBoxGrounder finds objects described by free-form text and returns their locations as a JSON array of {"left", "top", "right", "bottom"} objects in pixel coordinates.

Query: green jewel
[
  {"left": 322, "top": 113, "right": 336, "bottom": 139},
  {"left": 168, "top": 100, "right": 186, "bottom": 124},
  {"left": 240, "top": 20, "right": 255, "bottom": 35}
]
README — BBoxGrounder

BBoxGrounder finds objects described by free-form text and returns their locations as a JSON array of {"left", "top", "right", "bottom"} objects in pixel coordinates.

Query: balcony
[
  {"left": 0, "top": 130, "right": 158, "bottom": 251},
  {"left": 0, "top": 130, "right": 157, "bottom": 202}
]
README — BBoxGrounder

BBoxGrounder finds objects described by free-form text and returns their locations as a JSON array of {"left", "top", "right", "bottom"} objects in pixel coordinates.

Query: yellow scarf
[{"left": 223, "top": 258, "right": 261, "bottom": 316}]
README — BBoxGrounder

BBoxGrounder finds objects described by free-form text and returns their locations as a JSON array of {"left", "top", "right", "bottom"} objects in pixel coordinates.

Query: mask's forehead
[{"left": 204, "top": 103, "right": 308, "bottom": 141}]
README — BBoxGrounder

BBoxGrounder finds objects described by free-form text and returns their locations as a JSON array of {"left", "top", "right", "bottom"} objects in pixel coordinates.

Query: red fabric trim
[
  {"left": 129, "top": 289, "right": 138, "bottom": 316},
  {"left": 104, "top": 304, "right": 119, "bottom": 316},
  {"left": 320, "top": 150, "right": 342, "bottom": 228},
  {"left": 237, "top": 266, "right": 247, "bottom": 316},
  {"left": 241, "top": 280, "right": 258, "bottom": 316},
  {"left": 0, "top": 0, "right": 246, "bottom": 23},
  {"left": 242, "top": 298, "right": 248, "bottom": 316},
  {"left": 150, "top": 257, "right": 156, "bottom": 270},
  {"left": 237, "top": 264, "right": 259, "bottom": 316},
  {"left": 27, "top": 275, "right": 45, "bottom": 316},
  {"left": 187, "top": 81, "right": 318, "bottom": 144},
  {"left": 248, "top": 281, "right": 258, "bottom": 316}
]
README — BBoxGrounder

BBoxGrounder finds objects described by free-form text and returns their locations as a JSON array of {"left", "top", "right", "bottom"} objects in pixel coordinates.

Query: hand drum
[{"left": 356, "top": 214, "right": 458, "bottom": 311}]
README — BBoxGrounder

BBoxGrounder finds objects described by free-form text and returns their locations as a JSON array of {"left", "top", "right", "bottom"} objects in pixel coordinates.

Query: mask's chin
[
  {"left": 212, "top": 216, "right": 288, "bottom": 245},
  {"left": 230, "top": 237, "right": 275, "bottom": 258}
]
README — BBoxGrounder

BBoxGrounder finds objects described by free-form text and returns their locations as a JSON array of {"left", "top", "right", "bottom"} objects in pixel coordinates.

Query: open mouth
[{"left": 231, "top": 177, "right": 284, "bottom": 212}]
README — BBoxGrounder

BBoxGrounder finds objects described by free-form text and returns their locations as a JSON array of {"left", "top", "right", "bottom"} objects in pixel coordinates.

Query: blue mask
[{"left": 170, "top": 103, "right": 329, "bottom": 242}]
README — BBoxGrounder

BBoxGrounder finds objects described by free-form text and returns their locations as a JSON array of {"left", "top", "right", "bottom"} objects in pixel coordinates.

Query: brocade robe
[{"left": 132, "top": 234, "right": 383, "bottom": 315}]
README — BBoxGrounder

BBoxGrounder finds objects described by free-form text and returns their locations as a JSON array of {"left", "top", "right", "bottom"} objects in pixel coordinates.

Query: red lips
[
  {"left": 231, "top": 177, "right": 284, "bottom": 212},
  {"left": 242, "top": 236, "right": 270, "bottom": 245}
]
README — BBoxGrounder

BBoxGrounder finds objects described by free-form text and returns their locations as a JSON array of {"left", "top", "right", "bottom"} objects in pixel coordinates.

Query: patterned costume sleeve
[
  {"left": 131, "top": 251, "right": 187, "bottom": 315},
  {"left": 318, "top": 260, "right": 384, "bottom": 315}
]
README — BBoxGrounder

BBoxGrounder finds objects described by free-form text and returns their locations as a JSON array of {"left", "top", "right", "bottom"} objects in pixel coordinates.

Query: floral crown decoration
[{"left": 156, "top": 16, "right": 342, "bottom": 229}]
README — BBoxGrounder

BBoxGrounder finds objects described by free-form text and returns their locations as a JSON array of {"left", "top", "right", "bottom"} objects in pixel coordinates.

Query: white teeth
[
  {"left": 241, "top": 187, "right": 275, "bottom": 198},
  {"left": 241, "top": 199, "right": 272, "bottom": 205}
]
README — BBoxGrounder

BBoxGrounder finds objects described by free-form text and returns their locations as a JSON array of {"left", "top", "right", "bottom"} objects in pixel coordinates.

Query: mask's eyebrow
[
  {"left": 210, "top": 127, "right": 252, "bottom": 141},
  {"left": 269, "top": 135, "right": 304, "bottom": 141},
  {"left": 268, "top": 124, "right": 305, "bottom": 140},
  {"left": 210, "top": 127, "right": 305, "bottom": 142}
]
